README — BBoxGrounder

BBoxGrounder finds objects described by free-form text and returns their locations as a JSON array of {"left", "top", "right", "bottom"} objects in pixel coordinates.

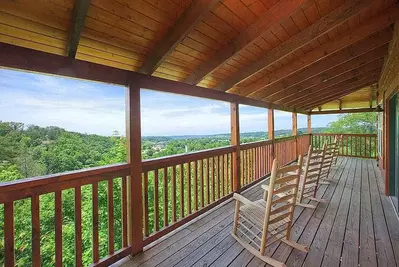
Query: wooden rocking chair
[
  {"left": 296, "top": 144, "right": 327, "bottom": 209},
  {"left": 332, "top": 134, "right": 343, "bottom": 165},
  {"left": 231, "top": 156, "right": 309, "bottom": 267},
  {"left": 319, "top": 136, "right": 338, "bottom": 185}
]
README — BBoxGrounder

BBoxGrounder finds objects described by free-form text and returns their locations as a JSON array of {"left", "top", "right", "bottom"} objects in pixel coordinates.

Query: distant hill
[{"left": 142, "top": 127, "right": 327, "bottom": 142}]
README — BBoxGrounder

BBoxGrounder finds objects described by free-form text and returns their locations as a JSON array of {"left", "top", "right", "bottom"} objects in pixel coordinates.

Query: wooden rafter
[
  {"left": 280, "top": 46, "right": 388, "bottom": 106},
  {"left": 138, "top": 0, "right": 221, "bottom": 75},
  {"left": 232, "top": 5, "right": 399, "bottom": 96},
  {"left": 213, "top": 0, "right": 372, "bottom": 92},
  {"left": 183, "top": 0, "right": 310, "bottom": 85},
  {"left": 281, "top": 59, "right": 384, "bottom": 107},
  {"left": 296, "top": 69, "right": 381, "bottom": 108},
  {"left": 310, "top": 108, "right": 378, "bottom": 114},
  {"left": 252, "top": 28, "right": 392, "bottom": 101},
  {"left": 67, "top": 0, "right": 90, "bottom": 58},
  {"left": 301, "top": 77, "right": 380, "bottom": 110}
]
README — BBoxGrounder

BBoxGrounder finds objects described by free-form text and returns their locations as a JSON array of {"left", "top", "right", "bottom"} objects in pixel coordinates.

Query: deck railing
[
  {"left": 311, "top": 133, "right": 377, "bottom": 159},
  {"left": 0, "top": 163, "right": 131, "bottom": 267},
  {"left": 1, "top": 133, "right": 372, "bottom": 266}
]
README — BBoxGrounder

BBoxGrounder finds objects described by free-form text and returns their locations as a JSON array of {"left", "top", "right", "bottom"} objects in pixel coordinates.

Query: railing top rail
[
  {"left": 142, "top": 145, "right": 236, "bottom": 172},
  {"left": 0, "top": 163, "right": 130, "bottom": 195},
  {"left": 311, "top": 133, "right": 376, "bottom": 137},
  {"left": 240, "top": 139, "right": 273, "bottom": 150},
  {"left": 274, "top": 135, "right": 296, "bottom": 143}
]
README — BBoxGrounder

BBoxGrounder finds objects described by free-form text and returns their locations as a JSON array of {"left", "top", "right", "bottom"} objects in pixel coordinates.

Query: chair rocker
[{"left": 231, "top": 156, "right": 309, "bottom": 267}]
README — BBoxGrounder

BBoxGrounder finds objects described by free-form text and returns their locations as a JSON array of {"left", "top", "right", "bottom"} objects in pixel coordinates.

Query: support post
[
  {"left": 126, "top": 82, "right": 143, "bottom": 255},
  {"left": 292, "top": 112, "right": 298, "bottom": 158},
  {"left": 231, "top": 103, "right": 240, "bottom": 192},
  {"left": 307, "top": 114, "right": 312, "bottom": 148},
  {"left": 268, "top": 108, "right": 275, "bottom": 158}
]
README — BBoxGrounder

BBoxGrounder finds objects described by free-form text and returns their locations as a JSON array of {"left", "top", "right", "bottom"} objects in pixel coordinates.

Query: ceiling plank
[
  {"left": 138, "top": 0, "right": 221, "bottom": 75},
  {"left": 183, "top": 0, "right": 310, "bottom": 85},
  {"left": 294, "top": 68, "right": 382, "bottom": 108},
  {"left": 231, "top": 5, "right": 399, "bottom": 96},
  {"left": 310, "top": 107, "right": 378, "bottom": 114},
  {"left": 251, "top": 28, "right": 392, "bottom": 100},
  {"left": 213, "top": 0, "right": 372, "bottom": 91},
  {"left": 67, "top": 0, "right": 90, "bottom": 58},
  {"left": 281, "top": 56, "right": 385, "bottom": 106},
  {"left": 303, "top": 81, "right": 379, "bottom": 110},
  {"left": 301, "top": 76, "right": 380, "bottom": 110}
]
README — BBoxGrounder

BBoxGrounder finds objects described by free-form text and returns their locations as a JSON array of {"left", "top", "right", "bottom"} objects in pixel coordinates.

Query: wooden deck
[{"left": 121, "top": 157, "right": 399, "bottom": 267}]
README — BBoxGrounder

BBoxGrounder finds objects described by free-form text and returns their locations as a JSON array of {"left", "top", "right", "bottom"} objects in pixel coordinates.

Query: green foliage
[
  {"left": 324, "top": 113, "right": 377, "bottom": 134},
  {"left": 0, "top": 121, "right": 327, "bottom": 266}
]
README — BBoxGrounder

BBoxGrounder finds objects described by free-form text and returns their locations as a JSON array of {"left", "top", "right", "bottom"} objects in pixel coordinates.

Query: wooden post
[
  {"left": 231, "top": 103, "right": 240, "bottom": 192},
  {"left": 292, "top": 112, "right": 298, "bottom": 158},
  {"left": 126, "top": 82, "right": 143, "bottom": 255},
  {"left": 268, "top": 108, "right": 275, "bottom": 159},
  {"left": 307, "top": 114, "right": 312, "bottom": 149}
]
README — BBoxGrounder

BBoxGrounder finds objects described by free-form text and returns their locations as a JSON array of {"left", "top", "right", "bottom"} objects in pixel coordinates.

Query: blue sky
[{"left": 0, "top": 68, "right": 338, "bottom": 136}]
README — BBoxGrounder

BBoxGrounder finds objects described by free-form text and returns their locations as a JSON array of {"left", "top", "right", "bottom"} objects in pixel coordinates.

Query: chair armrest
[
  {"left": 261, "top": 184, "right": 270, "bottom": 192},
  {"left": 233, "top": 193, "right": 264, "bottom": 210}
]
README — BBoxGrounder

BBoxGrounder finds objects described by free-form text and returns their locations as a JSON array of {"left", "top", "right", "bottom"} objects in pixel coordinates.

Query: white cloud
[{"left": 0, "top": 69, "right": 338, "bottom": 136}]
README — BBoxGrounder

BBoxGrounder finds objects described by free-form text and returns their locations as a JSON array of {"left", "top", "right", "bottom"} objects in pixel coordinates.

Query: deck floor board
[{"left": 122, "top": 157, "right": 399, "bottom": 267}]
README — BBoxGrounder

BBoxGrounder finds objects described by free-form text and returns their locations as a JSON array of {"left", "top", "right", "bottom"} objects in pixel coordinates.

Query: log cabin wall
[{"left": 378, "top": 22, "right": 399, "bottom": 195}]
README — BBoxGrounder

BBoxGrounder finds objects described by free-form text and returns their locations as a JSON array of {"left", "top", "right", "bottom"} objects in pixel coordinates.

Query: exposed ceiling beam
[
  {"left": 138, "top": 0, "right": 221, "bottom": 75},
  {"left": 296, "top": 69, "right": 382, "bottom": 108},
  {"left": 67, "top": 0, "right": 90, "bottom": 58},
  {"left": 338, "top": 99, "right": 342, "bottom": 110},
  {"left": 212, "top": 0, "right": 372, "bottom": 92},
  {"left": 253, "top": 28, "right": 392, "bottom": 101},
  {"left": 280, "top": 46, "right": 388, "bottom": 105},
  {"left": 183, "top": 0, "right": 310, "bottom": 85},
  {"left": 0, "top": 43, "right": 307, "bottom": 114},
  {"left": 301, "top": 76, "right": 380, "bottom": 110},
  {"left": 281, "top": 59, "right": 384, "bottom": 107},
  {"left": 232, "top": 5, "right": 399, "bottom": 96},
  {"left": 310, "top": 107, "right": 378, "bottom": 115}
]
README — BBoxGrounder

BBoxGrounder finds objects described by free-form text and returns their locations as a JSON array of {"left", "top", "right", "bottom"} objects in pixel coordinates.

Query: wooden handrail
[
  {"left": 142, "top": 145, "right": 236, "bottom": 172},
  {"left": 0, "top": 163, "right": 130, "bottom": 196},
  {"left": 312, "top": 133, "right": 376, "bottom": 137}
]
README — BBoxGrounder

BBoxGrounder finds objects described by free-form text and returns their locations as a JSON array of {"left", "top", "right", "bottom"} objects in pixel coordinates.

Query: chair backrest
[
  {"left": 260, "top": 155, "right": 303, "bottom": 249},
  {"left": 298, "top": 144, "right": 326, "bottom": 202}
]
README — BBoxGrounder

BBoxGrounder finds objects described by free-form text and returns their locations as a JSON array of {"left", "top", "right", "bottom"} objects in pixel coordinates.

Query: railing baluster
[
  {"left": 199, "top": 160, "right": 204, "bottom": 208},
  {"left": 216, "top": 156, "right": 220, "bottom": 200},
  {"left": 163, "top": 167, "right": 168, "bottom": 226},
  {"left": 143, "top": 173, "right": 149, "bottom": 236},
  {"left": 121, "top": 176, "right": 128, "bottom": 246},
  {"left": 4, "top": 202, "right": 14, "bottom": 267},
  {"left": 171, "top": 166, "right": 177, "bottom": 222},
  {"left": 75, "top": 186, "right": 82, "bottom": 267},
  {"left": 179, "top": 165, "right": 184, "bottom": 218},
  {"left": 211, "top": 158, "right": 215, "bottom": 202},
  {"left": 186, "top": 162, "right": 191, "bottom": 214},
  {"left": 194, "top": 161, "right": 198, "bottom": 211},
  {"left": 154, "top": 170, "right": 159, "bottom": 230},
  {"left": 108, "top": 179, "right": 115, "bottom": 254},
  {"left": 206, "top": 158, "right": 210, "bottom": 205},
  {"left": 32, "top": 195, "right": 40, "bottom": 267},
  {"left": 220, "top": 155, "right": 224, "bottom": 197},
  {"left": 55, "top": 190, "right": 63, "bottom": 267}
]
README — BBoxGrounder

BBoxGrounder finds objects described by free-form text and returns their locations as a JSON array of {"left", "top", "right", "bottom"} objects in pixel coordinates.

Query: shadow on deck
[{"left": 120, "top": 157, "right": 399, "bottom": 267}]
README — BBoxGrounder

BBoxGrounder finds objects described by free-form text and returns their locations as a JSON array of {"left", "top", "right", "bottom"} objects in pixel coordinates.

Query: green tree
[{"left": 324, "top": 112, "right": 377, "bottom": 134}]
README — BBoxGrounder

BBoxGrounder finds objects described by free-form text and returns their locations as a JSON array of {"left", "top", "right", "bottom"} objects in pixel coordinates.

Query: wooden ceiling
[{"left": 0, "top": 0, "right": 398, "bottom": 112}]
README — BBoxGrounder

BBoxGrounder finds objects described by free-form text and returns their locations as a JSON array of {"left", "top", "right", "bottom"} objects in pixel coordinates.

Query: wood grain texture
[{"left": 214, "top": 0, "right": 372, "bottom": 92}]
